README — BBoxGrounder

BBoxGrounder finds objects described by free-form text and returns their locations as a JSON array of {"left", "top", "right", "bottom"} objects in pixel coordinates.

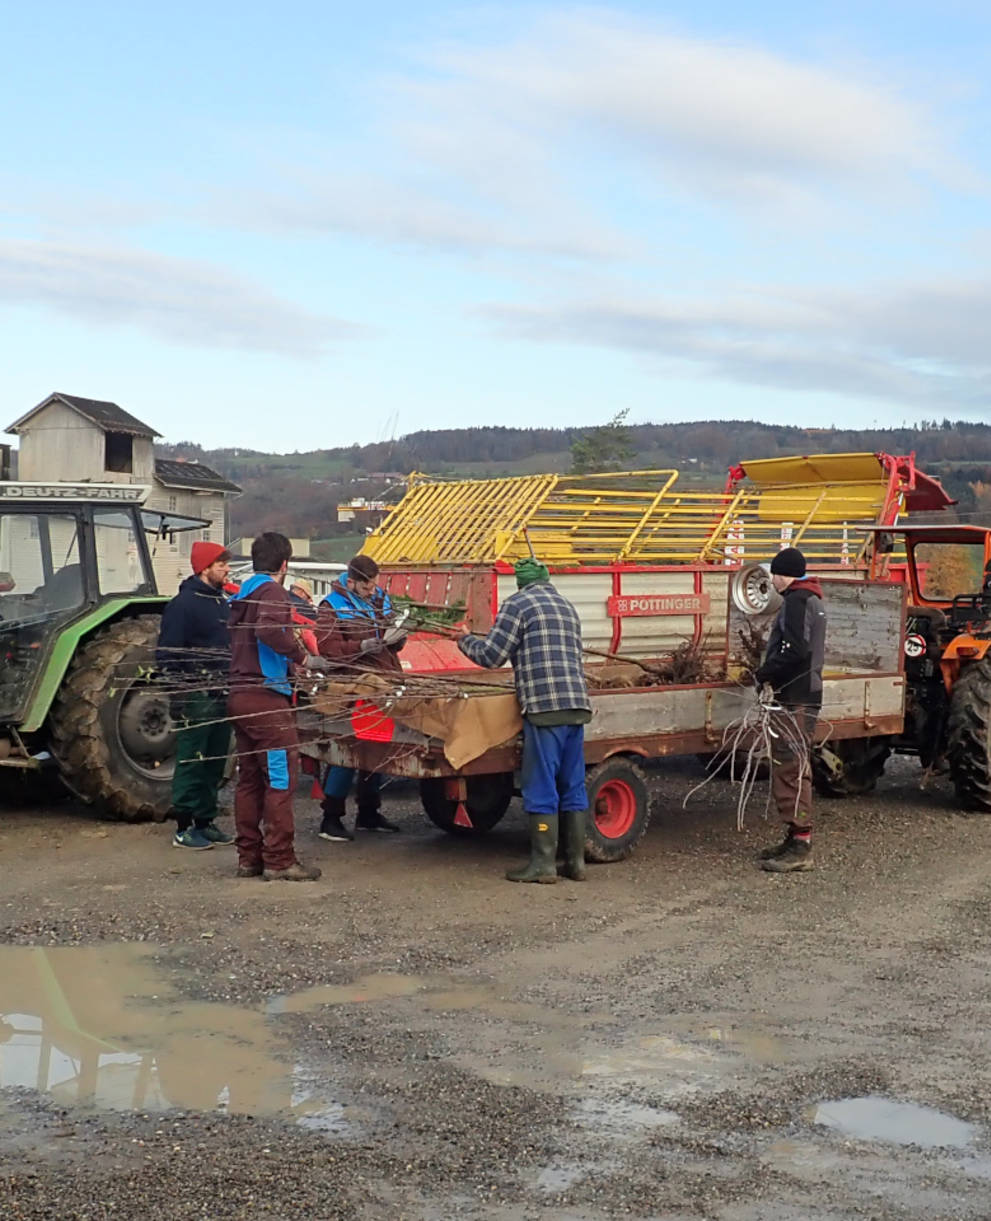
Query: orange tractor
[{"left": 815, "top": 524, "right": 991, "bottom": 809}]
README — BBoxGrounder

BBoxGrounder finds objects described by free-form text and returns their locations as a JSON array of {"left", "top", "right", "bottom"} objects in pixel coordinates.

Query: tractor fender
[
  {"left": 940, "top": 638, "right": 991, "bottom": 662},
  {"left": 21, "top": 598, "right": 167, "bottom": 733}
]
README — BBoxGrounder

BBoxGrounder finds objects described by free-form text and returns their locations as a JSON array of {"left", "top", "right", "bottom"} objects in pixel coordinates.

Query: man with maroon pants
[{"left": 228, "top": 532, "right": 321, "bottom": 882}]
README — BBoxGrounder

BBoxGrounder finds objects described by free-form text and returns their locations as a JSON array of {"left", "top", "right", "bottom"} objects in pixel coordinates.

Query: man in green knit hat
[{"left": 458, "top": 557, "right": 591, "bottom": 883}]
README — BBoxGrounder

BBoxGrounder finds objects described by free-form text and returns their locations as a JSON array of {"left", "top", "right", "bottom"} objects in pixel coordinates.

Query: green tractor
[{"left": 0, "top": 482, "right": 206, "bottom": 819}]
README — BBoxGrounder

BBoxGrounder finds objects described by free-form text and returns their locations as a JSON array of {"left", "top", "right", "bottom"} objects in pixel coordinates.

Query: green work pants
[{"left": 172, "top": 692, "right": 231, "bottom": 830}]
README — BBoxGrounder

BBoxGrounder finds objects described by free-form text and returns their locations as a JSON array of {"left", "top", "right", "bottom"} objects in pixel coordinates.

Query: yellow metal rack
[{"left": 362, "top": 453, "right": 918, "bottom": 567}]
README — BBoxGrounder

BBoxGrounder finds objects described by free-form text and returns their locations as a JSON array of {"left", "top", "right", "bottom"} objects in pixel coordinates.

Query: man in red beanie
[{"left": 156, "top": 540, "right": 234, "bottom": 850}]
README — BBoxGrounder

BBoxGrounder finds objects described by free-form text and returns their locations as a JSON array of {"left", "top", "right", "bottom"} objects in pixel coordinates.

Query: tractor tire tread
[
  {"left": 48, "top": 615, "right": 166, "bottom": 823},
  {"left": 947, "top": 659, "right": 991, "bottom": 811},
  {"left": 584, "top": 757, "right": 652, "bottom": 863}
]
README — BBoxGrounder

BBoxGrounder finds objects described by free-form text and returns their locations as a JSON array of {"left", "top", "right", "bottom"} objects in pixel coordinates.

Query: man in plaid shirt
[{"left": 458, "top": 558, "right": 591, "bottom": 883}]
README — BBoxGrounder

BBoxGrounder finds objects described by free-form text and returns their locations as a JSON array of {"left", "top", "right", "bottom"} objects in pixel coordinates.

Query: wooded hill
[{"left": 158, "top": 418, "right": 991, "bottom": 552}]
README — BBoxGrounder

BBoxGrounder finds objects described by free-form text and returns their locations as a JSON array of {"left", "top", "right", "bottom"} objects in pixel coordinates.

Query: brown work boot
[
  {"left": 760, "top": 839, "right": 813, "bottom": 873},
  {"left": 236, "top": 863, "right": 263, "bottom": 878},
  {"left": 759, "top": 824, "right": 796, "bottom": 860},
  {"left": 263, "top": 861, "right": 322, "bottom": 882}
]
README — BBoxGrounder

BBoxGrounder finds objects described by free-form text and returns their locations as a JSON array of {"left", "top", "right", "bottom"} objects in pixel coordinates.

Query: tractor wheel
[
  {"left": 947, "top": 658, "right": 991, "bottom": 811},
  {"left": 585, "top": 757, "right": 651, "bottom": 863},
  {"left": 420, "top": 772, "right": 514, "bottom": 835},
  {"left": 813, "top": 737, "right": 891, "bottom": 798},
  {"left": 48, "top": 615, "right": 175, "bottom": 822}
]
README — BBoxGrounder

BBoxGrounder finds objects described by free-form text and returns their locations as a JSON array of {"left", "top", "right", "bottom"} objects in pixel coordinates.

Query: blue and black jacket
[
  {"left": 228, "top": 573, "right": 305, "bottom": 697},
  {"left": 315, "top": 579, "right": 402, "bottom": 675}
]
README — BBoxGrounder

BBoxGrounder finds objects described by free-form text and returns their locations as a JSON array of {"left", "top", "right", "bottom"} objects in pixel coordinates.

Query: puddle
[
  {"left": 0, "top": 944, "right": 351, "bottom": 1126},
  {"left": 808, "top": 1096, "right": 977, "bottom": 1148},
  {"left": 760, "top": 1138, "right": 846, "bottom": 1178},
  {"left": 536, "top": 1162, "right": 587, "bottom": 1192},
  {"left": 671, "top": 1018, "right": 788, "bottom": 1065},
  {"left": 583, "top": 1033, "right": 716, "bottom": 1078},
  {"left": 574, "top": 1096, "right": 679, "bottom": 1135},
  {"left": 267, "top": 973, "right": 423, "bottom": 1013}
]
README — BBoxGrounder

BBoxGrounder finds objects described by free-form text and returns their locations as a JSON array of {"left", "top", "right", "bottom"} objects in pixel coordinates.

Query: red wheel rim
[{"left": 594, "top": 779, "right": 637, "bottom": 838}]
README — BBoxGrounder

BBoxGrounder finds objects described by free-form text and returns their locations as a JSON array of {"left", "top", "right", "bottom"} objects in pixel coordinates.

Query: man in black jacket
[
  {"left": 156, "top": 542, "right": 233, "bottom": 850},
  {"left": 754, "top": 547, "right": 826, "bottom": 873}
]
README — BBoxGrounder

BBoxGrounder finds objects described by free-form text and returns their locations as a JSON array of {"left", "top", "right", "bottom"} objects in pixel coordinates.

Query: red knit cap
[{"left": 191, "top": 541, "right": 229, "bottom": 575}]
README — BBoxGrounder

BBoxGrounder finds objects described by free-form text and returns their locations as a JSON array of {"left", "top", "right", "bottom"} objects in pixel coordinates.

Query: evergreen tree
[{"left": 570, "top": 410, "right": 636, "bottom": 474}]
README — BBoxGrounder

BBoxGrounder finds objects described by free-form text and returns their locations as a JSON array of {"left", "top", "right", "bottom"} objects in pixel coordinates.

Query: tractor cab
[
  {"left": 862, "top": 524, "right": 991, "bottom": 807},
  {"left": 0, "top": 485, "right": 212, "bottom": 819},
  {"left": 869, "top": 523, "right": 991, "bottom": 655},
  {"left": 0, "top": 483, "right": 208, "bottom": 725}
]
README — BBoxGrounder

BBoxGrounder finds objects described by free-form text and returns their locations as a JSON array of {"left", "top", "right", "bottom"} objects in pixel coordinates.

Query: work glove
[
  {"left": 302, "top": 654, "right": 331, "bottom": 673},
  {"left": 383, "top": 626, "right": 408, "bottom": 650},
  {"left": 359, "top": 636, "right": 386, "bottom": 655}
]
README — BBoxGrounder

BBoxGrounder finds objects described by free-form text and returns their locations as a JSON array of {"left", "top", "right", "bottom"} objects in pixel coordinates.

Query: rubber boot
[
  {"left": 506, "top": 814, "right": 559, "bottom": 884},
  {"left": 558, "top": 809, "right": 587, "bottom": 881}
]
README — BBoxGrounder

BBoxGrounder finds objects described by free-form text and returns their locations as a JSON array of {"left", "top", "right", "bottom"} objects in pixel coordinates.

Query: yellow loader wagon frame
[{"left": 362, "top": 451, "right": 952, "bottom": 569}]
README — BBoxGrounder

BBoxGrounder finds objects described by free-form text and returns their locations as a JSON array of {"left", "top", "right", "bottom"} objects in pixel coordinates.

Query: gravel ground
[{"left": 1, "top": 758, "right": 991, "bottom": 1219}]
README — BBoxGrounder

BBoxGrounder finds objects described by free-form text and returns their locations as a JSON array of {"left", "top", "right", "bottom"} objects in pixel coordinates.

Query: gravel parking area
[{"left": 2, "top": 758, "right": 990, "bottom": 1219}]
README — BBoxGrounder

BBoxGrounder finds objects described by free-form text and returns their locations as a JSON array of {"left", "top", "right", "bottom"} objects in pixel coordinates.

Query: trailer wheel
[
  {"left": 813, "top": 737, "right": 891, "bottom": 798},
  {"left": 420, "top": 773, "right": 514, "bottom": 835},
  {"left": 585, "top": 758, "right": 651, "bottom": 863}
]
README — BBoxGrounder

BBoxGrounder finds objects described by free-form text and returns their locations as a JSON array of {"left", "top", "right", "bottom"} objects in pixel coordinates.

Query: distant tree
[{"left": 570, "top": 410, "right": 636, "bottom": 474}]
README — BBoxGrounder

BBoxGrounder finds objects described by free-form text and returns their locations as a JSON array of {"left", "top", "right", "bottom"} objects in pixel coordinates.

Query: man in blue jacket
[
  {"left": 156, "top": 541, "right": 233, "bottom": 850},
  {"left": 228, "top": 532, "right": 322, "bottom": 882}
]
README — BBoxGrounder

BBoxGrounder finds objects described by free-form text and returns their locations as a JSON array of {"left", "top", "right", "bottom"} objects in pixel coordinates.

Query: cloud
[
  {"left": 0, "top": 239, "right": 359, "bottom": 355},
  {"left": 479, "top": 279, "right": 991, "bottom": 412},
  {"left": 244, "top": 9, "right": 968, "bottom": 257},
  {"left": 250, "top": 170, "right": 630, "bottom": 260},
  {"left": 422, "top": 11, "right": 957, "bottom": 194}
]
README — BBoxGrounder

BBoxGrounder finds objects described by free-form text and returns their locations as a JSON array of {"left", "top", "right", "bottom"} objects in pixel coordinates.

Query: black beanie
[{"left": 769, "top": 547, "right": 806, "bottom": 578}]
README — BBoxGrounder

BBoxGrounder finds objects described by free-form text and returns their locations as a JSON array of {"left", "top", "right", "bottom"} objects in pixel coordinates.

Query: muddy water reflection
[
  {"left": 809, "top": 1096, "right": 976, "bottom": 1148},
  {"left": 0, "top": 945, "right": 342, "bottom": 1123}
]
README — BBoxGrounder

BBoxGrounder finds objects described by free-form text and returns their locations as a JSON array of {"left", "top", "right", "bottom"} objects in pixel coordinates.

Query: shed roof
[
  {"left": 154, "top": 458, "right": 242, "bottom": 495},
  {"left": 6, "top": 392, "right": 160, "bottom": 438}
]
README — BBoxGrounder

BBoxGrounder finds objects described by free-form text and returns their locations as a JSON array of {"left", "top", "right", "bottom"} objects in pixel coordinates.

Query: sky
[{"left": 1, "top": 1, "right": 989, "bottom": 451}]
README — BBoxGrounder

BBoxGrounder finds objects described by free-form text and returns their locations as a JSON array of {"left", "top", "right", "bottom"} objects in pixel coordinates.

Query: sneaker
[
  {"left": 761, "top": 839, "right": 814, "bottom": 873},
  {"left": 236, "top": 863, "right": 263, "bottom": 878},
  {"left": 355, "top": 809, "right": 400, "bottom": 833},
  {"left": 318, "top": 813, "right": 354, "bottom": 842},
  {"left": 197, "top": 822, "right": 235, "bottom": 846},
  {"left": 263, "top": 861, "right": 322, "bottom": 882},
  {"left": 173, "top": 828, "right": 214, "bottom": 851}
]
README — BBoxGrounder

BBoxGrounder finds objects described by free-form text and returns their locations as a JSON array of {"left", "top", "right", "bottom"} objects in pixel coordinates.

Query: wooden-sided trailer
[
  {"left": 299, "top": 573, "right": 906, "bottom": 862},
  {"left": 299, "top": 454, "right": 943, "bottom": 861}
]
